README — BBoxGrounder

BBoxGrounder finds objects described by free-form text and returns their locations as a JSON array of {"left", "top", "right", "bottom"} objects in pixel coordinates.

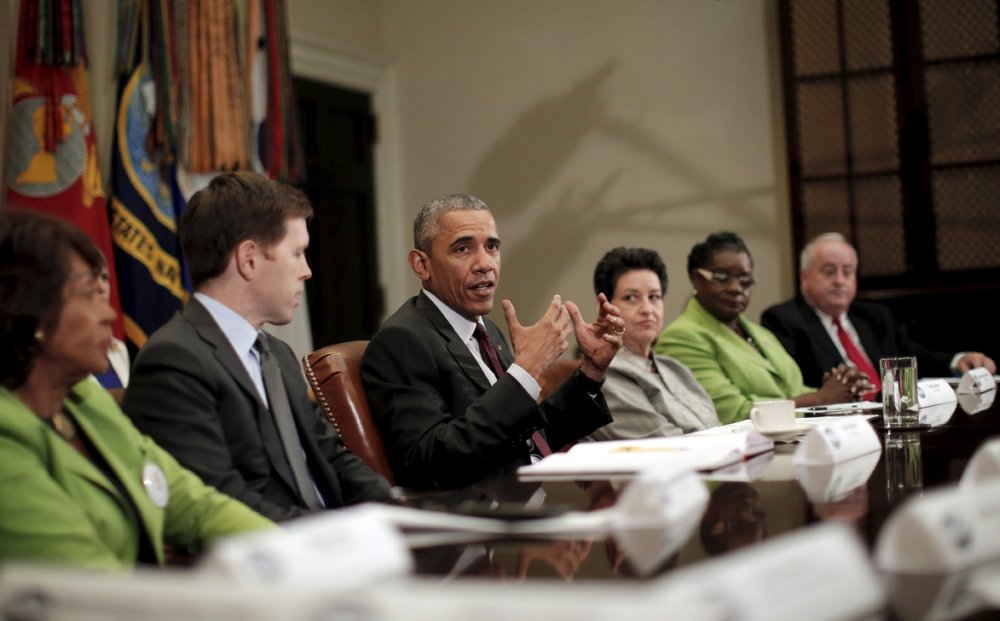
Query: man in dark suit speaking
[
  {"left": 124, "top": 172, "right": 392, "bottom": 521},
  {"left": 761, "top": 232, "right": 995, "bottom": 392},
  {"left": 362, "top": 193, "right": 623, "bottom": 490}
]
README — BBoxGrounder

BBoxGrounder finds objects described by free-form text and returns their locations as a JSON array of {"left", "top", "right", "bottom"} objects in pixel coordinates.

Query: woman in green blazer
[
  {"left": 657, "top": 232, "right": 865, "bottom": 424},
  {"left": 0, "top": 210, "right": 273, "bottom": 570}
]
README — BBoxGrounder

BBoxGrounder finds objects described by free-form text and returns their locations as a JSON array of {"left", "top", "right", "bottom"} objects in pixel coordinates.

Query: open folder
[{"left": 517, "top": 433, "right": 774, "bottom": 479}]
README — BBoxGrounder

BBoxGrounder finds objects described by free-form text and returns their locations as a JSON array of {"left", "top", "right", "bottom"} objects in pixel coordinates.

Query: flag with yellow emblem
[{"left": 4, "top": 0, "right": 124, "bottom": 339}]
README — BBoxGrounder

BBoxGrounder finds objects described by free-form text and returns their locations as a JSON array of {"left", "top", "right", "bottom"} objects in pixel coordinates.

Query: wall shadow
[{"left": 467, "top": 60, "right": 779, "bottom": 325}]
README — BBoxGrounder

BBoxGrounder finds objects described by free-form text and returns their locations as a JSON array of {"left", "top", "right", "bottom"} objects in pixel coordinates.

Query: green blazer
[
  {"left": 656, "top": 298, "right": 812, "bottom": 424},
  {"left": 0, "top": 381, "right": 273, "bottom": 570}
]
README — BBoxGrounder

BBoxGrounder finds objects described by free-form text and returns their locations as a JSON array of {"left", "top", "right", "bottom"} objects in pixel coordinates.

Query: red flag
[{"left": 5, "top": 0, "right": 123, "bottom": 339}]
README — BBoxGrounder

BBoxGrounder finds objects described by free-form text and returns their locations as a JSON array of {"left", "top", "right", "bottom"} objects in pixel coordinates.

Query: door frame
[{"left": 290, "top": 33, "right": 408, "bottom": 324}]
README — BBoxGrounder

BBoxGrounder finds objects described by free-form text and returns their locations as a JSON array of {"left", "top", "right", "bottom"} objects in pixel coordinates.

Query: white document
[{"left": 518, "top": 433, "right": 773, "bottom": 479}]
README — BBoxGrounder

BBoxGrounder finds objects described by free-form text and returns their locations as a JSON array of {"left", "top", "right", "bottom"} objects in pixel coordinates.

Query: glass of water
[{"left": 880, "top": 356, "right": 920, "bottom": 428}]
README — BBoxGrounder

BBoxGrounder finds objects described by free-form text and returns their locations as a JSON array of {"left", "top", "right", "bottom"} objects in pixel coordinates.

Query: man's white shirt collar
[
  {"left": 423, "top": 289, "right": 480, "bottom": 345},
  {"left": 421, "top": 289, "right": 540, "bottom": 399},
  {"left": 195, "top": 292, "right": 268, "bottom": 401}
]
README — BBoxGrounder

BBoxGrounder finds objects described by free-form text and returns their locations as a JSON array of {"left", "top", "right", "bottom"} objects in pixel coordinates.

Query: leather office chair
[{"left": 302, "top": 340, "right": 396, "bottom": 485}]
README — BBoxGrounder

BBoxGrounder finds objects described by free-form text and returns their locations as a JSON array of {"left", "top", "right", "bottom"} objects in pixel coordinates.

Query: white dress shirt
[
  {"left": 422, "top": 289, "right": 541, "bottom": 400},
  {"left": 194, "top": 292, "right": 269, "bottom": 404}
]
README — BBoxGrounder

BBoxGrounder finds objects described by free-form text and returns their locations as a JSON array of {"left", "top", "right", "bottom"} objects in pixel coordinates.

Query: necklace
[{"left": 49, "top": 411, "right": 77, "bottom": 441}]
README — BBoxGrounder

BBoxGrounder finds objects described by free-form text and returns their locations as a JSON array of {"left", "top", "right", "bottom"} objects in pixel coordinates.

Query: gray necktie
[{"left": 254, "top": 334, "right": 323, "bottom": 510}]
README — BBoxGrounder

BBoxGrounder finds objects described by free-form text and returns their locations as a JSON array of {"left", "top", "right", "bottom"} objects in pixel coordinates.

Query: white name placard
[
  {"left": 917, "top": 378, "right": 957, "bottom": 425},
  {"left": 962, "top": 438, "right": 1000, "bottom": 487},
  {"left": 918, "top": 378, "right": 957, "bottom": 408},
  {"left": 649, "top": 522, "right": 885, "bottom": 621},
  {"left": 201, "top": 503, "right": 412, "bottom": 589},
  {"left": 793, "top": 416, "right": 881, "bottom": 466},
  {"left": 795, "top": 450, "right": 881, "bottom": 502},
  {"left": 876, "top": 480, "right": 1000, "bottom": 574},
  {"left": 608, "top": 464, "right": 709, "bottom": 575},
  {"left": 957, "top": 366, "right": 996, "bottom": 394},
  {"left": 959, "top": 388, "right": 996, "bottom": 414}
]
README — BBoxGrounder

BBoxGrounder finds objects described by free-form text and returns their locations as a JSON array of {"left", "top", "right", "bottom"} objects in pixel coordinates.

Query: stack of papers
[{"left": 517, "top": 433, "right": 773, "bottom": 480}]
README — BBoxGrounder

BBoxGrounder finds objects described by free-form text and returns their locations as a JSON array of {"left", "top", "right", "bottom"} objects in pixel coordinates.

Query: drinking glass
[{"left": 880, "top": 356, "right": 920, "bottom": 428}]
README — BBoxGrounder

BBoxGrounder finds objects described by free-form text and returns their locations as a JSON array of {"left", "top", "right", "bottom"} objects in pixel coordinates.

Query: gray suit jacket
[
  {"left": 361, "top": 292, "right": 613, "bottom": 490},
  {"left": 588, "top": 347, "right": 720, "bottom": 441},
  {"left": 123, "top": 299, "right": 391, "bottom": 522}
]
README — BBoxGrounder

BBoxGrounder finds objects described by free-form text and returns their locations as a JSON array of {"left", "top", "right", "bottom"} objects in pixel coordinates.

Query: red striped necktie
[
  {"left": 473, "top": 323, "right": 552, "bottom": 456},
  {"left": 833, "top": 317, "right": 881, "bottom": 400}
]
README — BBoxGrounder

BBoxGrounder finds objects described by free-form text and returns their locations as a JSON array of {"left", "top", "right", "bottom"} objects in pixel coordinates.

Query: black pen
[{"left": 814, "top": 403, "right": 871, "bottom": 410}]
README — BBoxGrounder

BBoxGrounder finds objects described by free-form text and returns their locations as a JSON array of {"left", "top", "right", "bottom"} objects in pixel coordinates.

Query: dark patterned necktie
[
  {"left": 472, "top": 323, "right": 552, "bottom": 456},
  {"left": 255, "top": 335, "right": 323, "bottom": 509},
  {"left": 833, "top": 318, "right": 881, "bottom": 401}
]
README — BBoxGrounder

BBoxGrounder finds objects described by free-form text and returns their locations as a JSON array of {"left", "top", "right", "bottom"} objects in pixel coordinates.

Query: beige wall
[
  {"left": 290, "top": 0, "right": 384, "bottom": 61},
  {"left": 379, "top": 0, "right": 793, "bottom": 329},
  {"left": 2, "top": 0, "right": 795, "bottom": 340}
]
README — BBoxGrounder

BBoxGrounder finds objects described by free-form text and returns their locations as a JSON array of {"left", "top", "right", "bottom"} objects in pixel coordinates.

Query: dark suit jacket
[
  {"left": 361, "top": 292, "right": 613, "bottom": 490},
  {"left": 123, "top": 299, "right": 392, "bottom": 522},
  {"left": 761, "top": 296, "right": 956, "bottom": 389}
]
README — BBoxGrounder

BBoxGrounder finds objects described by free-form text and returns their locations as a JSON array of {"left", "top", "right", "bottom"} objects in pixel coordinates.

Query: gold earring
[{"left": 34, "top": 327, "right": 45, "bottom": 343}]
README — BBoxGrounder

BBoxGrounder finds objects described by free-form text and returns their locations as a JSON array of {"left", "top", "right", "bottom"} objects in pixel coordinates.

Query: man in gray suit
[{"left": 124, "top": 172, "right": 392, "bottom": 521}]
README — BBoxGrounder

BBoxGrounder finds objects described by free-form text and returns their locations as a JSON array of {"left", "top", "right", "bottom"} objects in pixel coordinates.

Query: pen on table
[{"left": 810, "top": 404, "right": 865, "bottom": 412}]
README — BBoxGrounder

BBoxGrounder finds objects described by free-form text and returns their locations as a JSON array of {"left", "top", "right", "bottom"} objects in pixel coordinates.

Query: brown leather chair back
[{"left": 302, "top": 340, "right": 395, "bottom": 485}]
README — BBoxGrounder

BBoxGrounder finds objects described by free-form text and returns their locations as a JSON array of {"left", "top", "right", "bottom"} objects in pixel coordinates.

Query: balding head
[{"left": 799, "top": 233, "right": 858, "bottom": 317}]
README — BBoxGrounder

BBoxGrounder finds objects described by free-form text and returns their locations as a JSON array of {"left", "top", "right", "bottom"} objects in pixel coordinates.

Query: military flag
[{"left": 4, "top": 0, "right": 124, "bottom": 338}]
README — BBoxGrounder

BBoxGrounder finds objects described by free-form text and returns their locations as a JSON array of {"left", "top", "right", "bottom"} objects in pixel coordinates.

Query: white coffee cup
[{"left": 749, "top": 399, "right": 796, "bottom": 433}]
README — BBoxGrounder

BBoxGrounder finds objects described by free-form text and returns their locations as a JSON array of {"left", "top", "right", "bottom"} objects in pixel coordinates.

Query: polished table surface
[{"left": 402, "top": 392, "right": 1000, "bottom": 618}]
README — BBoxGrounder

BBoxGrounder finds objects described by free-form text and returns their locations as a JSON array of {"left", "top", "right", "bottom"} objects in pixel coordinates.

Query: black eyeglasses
[{"left": 695, "top": 267, "right": 756, "bottom": 289}]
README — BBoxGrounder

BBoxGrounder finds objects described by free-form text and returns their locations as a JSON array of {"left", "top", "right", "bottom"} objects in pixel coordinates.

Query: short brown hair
[
  {"left": 0, "top": 209, "right": 104, "bottom": 388},
  {"left": 181, "top": 172, "right": 313, "bottom": 289}
]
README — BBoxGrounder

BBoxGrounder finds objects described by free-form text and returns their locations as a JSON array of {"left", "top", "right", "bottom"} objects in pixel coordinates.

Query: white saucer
[{"left": 755, "top": 423, "right": 812, "bottom": 440}]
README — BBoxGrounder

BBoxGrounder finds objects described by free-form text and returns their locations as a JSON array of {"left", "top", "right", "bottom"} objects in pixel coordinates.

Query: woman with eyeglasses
[
  {"left": 0, "top": 210, "right": 273, "bottom": 569},
  {"left": 657, "top": 232, "right": 863, "bottom": 424}
]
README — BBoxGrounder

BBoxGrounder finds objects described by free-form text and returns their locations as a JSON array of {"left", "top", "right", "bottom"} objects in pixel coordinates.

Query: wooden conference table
[{"left": 402, "top": 393, "right": 1000, "bottom": 617}]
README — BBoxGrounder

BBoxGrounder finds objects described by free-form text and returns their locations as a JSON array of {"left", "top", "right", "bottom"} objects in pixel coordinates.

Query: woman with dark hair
[
  {"left": 588, "top": 247, "right": 718, "bottom": 440},
  {"left": 657, "top": 232, "right": 864, "bottom": 424},
  {"left": 0, "top": 210, "right": 272, "bottom": 569}
]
